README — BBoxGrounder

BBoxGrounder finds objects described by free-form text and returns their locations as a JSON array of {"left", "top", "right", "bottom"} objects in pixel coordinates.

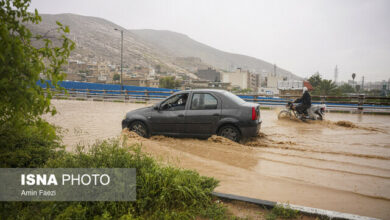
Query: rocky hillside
[{"left": 28, "top": 13, "right": 297, "bottom": 79}]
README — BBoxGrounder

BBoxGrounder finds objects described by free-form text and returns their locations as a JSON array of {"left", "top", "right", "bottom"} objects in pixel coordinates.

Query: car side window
[
  {"left": 160, "top": 93, "right": 188, "bottom": 111},
  {"left": 191, "top": 93, "right": 218, "bottom": 110}
]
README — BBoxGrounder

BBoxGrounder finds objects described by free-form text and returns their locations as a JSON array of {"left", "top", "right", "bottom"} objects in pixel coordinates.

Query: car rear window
[
  {"left": 222, "top": 91, "right": 246, "bottom": 104},
  {"left": 191, "top": 93, "right": 218, "bottom": 110}
]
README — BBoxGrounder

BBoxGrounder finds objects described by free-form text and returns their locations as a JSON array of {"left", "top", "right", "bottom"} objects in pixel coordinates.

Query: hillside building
[
  {"left": 196, "top": 67, "right": 221, "bottom": 82},
  {"left": 123, "top": 78, "right": 159, "bottom": 88},
  {"left": 221, "top": 68, "right": 260, "bottom": 91},
  {"left": 278, "top": 80, "right": 313, "bottom": 96}
]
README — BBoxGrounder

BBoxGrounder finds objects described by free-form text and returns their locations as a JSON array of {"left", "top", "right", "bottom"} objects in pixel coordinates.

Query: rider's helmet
[{"left": 302, "top": 86, "right": 308, "bottom": 94}]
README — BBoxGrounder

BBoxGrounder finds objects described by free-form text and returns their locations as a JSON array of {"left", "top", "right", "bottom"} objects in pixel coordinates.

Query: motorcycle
[{"left": 278, "top": 101, "right": 326, "bottom": 121}]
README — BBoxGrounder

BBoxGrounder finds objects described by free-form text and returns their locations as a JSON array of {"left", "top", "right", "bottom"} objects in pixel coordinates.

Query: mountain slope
[
  {"left": 29, "top": 13, "right": 296, "bottom": 78},
  {"left": 131, "top": 29, "right": 294, "bottom": 77}
]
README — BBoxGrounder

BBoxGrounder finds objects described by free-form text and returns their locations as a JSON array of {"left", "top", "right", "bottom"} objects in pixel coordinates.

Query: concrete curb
[{"left": 212, "top": 192, "right": 380, "bottom": 220}]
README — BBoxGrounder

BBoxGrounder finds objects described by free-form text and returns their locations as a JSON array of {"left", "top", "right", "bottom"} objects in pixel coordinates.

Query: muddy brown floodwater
[{"left": 45, "top": 100, "right": 390, "bottom": 219}]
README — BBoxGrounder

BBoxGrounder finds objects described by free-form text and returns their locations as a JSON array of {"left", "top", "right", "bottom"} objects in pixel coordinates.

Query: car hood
[{"left": 126, "top": 106, "right": 152, "bottom": 117}]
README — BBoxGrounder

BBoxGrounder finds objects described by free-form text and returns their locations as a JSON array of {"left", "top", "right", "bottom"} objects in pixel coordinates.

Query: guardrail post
[
  {"left": 358, "top": 94, "right": 364, "bottom": 111},
  {"left": 145, "top": 90, "right": 149, "bottom": 101},
  {"left": 125, "top": 90, "right": 128, "bottom": 101},
  {"left": 320, "top": 96, "right": 325, "bottom": 104},
  {"left": 253, "top": 95, "right": 258, "bottom": 103}
]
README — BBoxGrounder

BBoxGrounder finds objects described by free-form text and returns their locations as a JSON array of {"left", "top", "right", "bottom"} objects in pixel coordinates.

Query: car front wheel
[
  {"left": 218, "top": 125, "right": 241, "bottom": 142},
  {"left": 129, "top": 121, "right": 149, "bottom": 138}
]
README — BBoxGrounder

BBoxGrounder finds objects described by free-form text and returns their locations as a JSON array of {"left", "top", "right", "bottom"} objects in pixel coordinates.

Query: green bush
[
  {"left": 0, "top": 118, "right": 62, "bottom": 168},
  {"left": 0, "top": 139, "right": 227, "bottom": 219},
  {"left": 266, "top": 204, "right": 299, "bottom": 219}
]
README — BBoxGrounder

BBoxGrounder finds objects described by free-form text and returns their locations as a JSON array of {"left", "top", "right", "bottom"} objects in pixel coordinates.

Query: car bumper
[
  {"left": 122, "top": 119, "right": 129, "bottom": 129},
  {"left": 240, "top": 120, "right": 262, "bottom": 137}
]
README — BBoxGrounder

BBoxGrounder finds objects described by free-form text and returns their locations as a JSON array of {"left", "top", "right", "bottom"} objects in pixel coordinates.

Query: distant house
[
  {"left": 221, "top": 68, "right": 260, "bottom": 91},
  {"left": 278, "top": 80, "right": 313, "bottom": 96},
  {"left": 123, "top": 78, "right": 159, "bottom": 88},
  {"left": 196, "top": 67, "right": 221, "bottom": 82},
  {"left": 65, "top": 73, "right": 83, "bottom": 82}
]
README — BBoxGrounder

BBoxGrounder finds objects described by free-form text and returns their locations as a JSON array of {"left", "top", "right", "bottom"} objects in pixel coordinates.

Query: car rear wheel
[
  {"left": 218, "top": 125, "right": 241, "bottom": 142},
  {"left": 129, "top": 121, "right": 149, "bottom": 138}
]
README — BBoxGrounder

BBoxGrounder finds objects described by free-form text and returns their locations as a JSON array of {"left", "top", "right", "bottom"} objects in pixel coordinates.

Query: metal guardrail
[
  {"left": 212, "top": 192, "right": 380, "bottom": 220},
  {"left": 52, "top": 88, "right": 390, "bottom": 113}
]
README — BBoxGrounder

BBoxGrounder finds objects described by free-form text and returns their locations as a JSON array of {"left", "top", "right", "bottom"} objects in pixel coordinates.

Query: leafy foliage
[
  {"left": 159, "top": 76, "right": 181, "bottom": 89},
  {"left": 307, "top": 73, "right": 322, "bottom": 89},
  {"left": 266, "top": 204, "right": 299, "bottom": 220},
  {"left": 0, "top": 0, "right": 75, "bottom": 125},
  {"left": 0, "top": 118, "right": 62, "bottom": 168},
  {"left": 308, "top": 73, "right": 339, "bottom": 96},
  {"left": 0, "top": 139, "right": 227, "bottom": 219},
  {"left": 113, "top": 73, "right": 120, "bottom": 81},
  {"left": 0, "top": 0, "right": 74, "bottom": 168},
  {"left": 338, "top": 83, "right": 355, "bottom": 94},
  {"left": 316, "top": 79, "right": 339, "bottom": 96}
]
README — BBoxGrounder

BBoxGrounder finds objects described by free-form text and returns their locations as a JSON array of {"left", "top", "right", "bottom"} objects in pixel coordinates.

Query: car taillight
[{"left": 252, "top": 107, "right": 256, "bottom": 120}]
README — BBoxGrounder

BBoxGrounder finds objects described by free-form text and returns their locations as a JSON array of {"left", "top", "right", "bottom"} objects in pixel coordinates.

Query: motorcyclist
[{"left": 294, "top": 87, "right": 311, "bottom": 117}]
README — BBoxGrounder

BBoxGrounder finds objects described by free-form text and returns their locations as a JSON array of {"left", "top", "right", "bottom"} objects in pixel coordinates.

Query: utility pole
[
  {"left": 334, "top": 65, "right": 338, "bottom": 83},
  {"left": 114, "top": 28, "right": 124, "bottom": 91},
  {"left": 361, "top": 76, "right": 364, "bottom": 92},
  {"left": 273, "top": 64, "right": 276, "bottom": 76}
]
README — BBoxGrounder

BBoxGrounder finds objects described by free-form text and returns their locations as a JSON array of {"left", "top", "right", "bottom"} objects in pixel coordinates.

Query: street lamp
[
  {"left": 114, "top": 28, "right": 124, "bottom": 91},
  {"left": 352, "top": 73, "right": 356, "bottom": 92}
]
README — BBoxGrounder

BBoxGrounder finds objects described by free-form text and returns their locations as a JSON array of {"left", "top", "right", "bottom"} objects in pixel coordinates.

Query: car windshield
[
  {"left": 160, "top": 93, "right": 188, "bottom": 111},
  {"left": 222, "top": 91, "right": 246, "bottom": 104}
]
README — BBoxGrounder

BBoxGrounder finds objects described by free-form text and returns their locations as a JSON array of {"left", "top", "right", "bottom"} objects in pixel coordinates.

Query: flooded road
[{"left": 46, "top": 100, "right": 390, "bottom": 219}]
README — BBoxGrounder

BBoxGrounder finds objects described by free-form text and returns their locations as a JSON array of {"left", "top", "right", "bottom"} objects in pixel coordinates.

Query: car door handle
[
  {"left": 212, "top": 113, "right": 220, "bottom": 116},
  {"left": 178, "top": 114, "right": 184, "bottom": 117}
]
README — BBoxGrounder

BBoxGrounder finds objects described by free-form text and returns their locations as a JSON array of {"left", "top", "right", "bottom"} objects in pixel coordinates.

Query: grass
[
  {"left": 0, "top": 139, "right": 229, "bottom": 219},
  {"left": 266, "top": 204, "right": 299, "bottom": 220}
]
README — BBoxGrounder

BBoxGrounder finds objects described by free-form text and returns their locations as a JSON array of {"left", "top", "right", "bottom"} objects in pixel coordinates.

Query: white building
[{"left": 221, "top": 68, "right": 260, "bottom": 90}]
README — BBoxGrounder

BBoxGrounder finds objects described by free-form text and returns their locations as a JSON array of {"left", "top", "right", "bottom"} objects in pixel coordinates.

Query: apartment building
[
  {"left": 221, "top": 68, "right": 260, "bottom": 91},
  {"left": 196, "top": 67, "right": 221, "bottom": 82}
]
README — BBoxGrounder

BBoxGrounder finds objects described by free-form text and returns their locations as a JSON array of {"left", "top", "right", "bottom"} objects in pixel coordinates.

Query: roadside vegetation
[
  {"left": 1, "top": 139, "right": 228, "bottom": 219},
  {"left": 159, "top": 76, "right": 181, "bottom": 89},
  {"left": 0, "top": 1, "right": 227, "bottom": 219},
  {"left": 266, "top": 204, "right": 299, "bottom": 220},
  {"left": 308, "top": 72, "right": 387, "bottom": 97},
  {"left": 307, "top": 73, "right": 389, "bottom": 105}
]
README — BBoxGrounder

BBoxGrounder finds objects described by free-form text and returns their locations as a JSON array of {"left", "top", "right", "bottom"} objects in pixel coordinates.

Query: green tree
[
  {"left": 338, "top": 83, "right": 355, "bottom": 94},
  {"left": 355, "top": 84, "right": 361, "bottom": 92},
  {"left": 0, "top": 0, "right": 74, "bottom": 167},
  {"left": 308, "top": 72, "right": 322, "bottom": 88},
  {"left": 159, "top": 76, "right": 181, "bottom": 89},
  {"left": 113, "top": 73, "right": 120, "bottom": 81},
  {"left": 316, "top": 79, "right": 339, "bottom": 96}
]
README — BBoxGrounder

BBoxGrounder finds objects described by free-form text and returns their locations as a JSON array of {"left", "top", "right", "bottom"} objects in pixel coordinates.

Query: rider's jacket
[{"left": 294, "top": 91, "right": 312, "bottom": 106}]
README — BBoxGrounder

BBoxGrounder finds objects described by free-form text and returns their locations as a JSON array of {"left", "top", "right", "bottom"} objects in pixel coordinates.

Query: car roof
[{"left": 179, "top": 89, "right": 227, "bottom": 94}]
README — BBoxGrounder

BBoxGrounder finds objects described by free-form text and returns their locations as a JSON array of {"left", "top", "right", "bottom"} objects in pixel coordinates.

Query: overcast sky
[{"left": 30, "top": 0, "right": 390, "bottom": 82}]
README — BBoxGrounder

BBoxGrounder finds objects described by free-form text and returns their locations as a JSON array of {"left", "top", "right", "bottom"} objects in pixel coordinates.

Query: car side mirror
[{"left": 153, "top": 103, "right": 160, "bottom": 111}]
